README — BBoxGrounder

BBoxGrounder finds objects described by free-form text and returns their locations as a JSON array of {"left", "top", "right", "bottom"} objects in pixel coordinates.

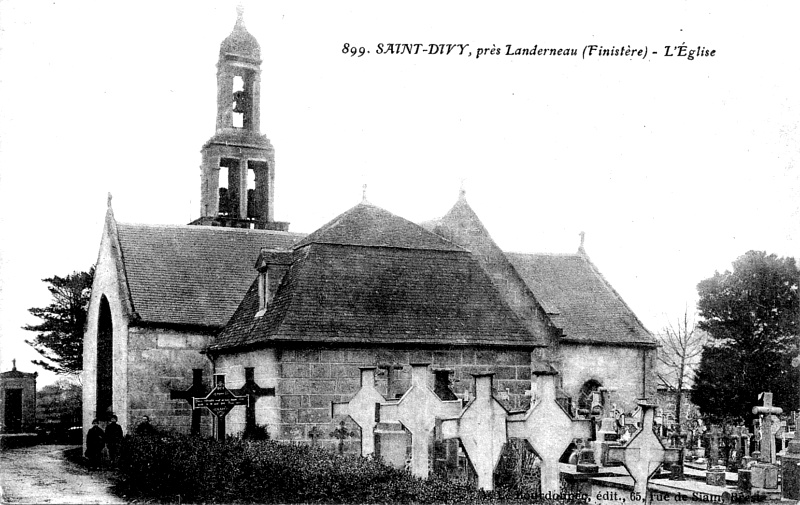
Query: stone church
[{"left": 82, "top": 10, "right": 657, "bottom": 452}]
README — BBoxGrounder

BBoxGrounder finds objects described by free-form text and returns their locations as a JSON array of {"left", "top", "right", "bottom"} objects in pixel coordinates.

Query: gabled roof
[
  {"left": 211, "top": 243, "right": 538, "bottom": 351},
  {"left": 294, "top": 203, "right": 463, "bottom": 252},
  {"left": 115, "top": 222, "right": 304, "bottom": 328},
  {"left": 506, "top": 252, "right": 655, "bottom": 346}
]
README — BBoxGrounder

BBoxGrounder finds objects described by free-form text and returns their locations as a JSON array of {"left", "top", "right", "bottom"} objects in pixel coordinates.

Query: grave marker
[
  {"left": 232, "top": 367, "right": 274, "bottom": 434},
  {"left": 507, "top": 367, "right": 592, "bottom": 494},
  {"left": 607, "top": 401, "right": 680, "bottom": 501},
  {"left": 752, "top": 392, "right": 783, "bottom": 464},
  {"left": 437, "top": 373, "right": 510, "bottom": 491},
  {"left": 192, "top": 374, "right": 248, "bottom": 440},
  {"left": 331, "top": 367, "right": 386, "bottom": 456},
  {"left": 377, "top": 363, "right": 462, "bottom": 479},
  {"left": 170, "top": 368, "right": 208, "bottom": 435}
]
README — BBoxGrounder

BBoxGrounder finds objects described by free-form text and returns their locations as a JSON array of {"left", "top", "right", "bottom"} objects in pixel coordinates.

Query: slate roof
[
  {"left": 211, "top": 244, "right": 536, "bottom": 351},
  {"left": 115, "top": 223, "right": 304, "bottom": 328},
  {"left": 294, "top": 203, "right": 463, "bottom": 252},
  {"left": 211, "top": 204, "right": 537, "bottom": 351},
  {"left": 505, "top": 252, "right": 655, "bottom": 346}
]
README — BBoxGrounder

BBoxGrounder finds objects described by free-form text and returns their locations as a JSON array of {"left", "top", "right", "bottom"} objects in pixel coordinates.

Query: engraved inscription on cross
[
  {"left": 752, "top": 391, "right": 783, "bottom": 464},
  {"left": 507, "top": 368, "right": 592, "bottom": 495},
  {"left": 437, "top": 373, "right": 510, "bottom": 491},
  {"left": 170, "top": 369, "right": 209, "bottom": 435},
  {"left": 193, "top": 374, "right": 248, "bottom": 440},
  {"left": 607, "top": 401, "right": 680, "bottom": 501},
  {"left": 331, "top": 367, "right": 387, "bottom": 456},
  {"left": 377, "top": 363, "right": 463, "bottom": 479},
  {"left": 232, "top": 367, "right": 275, "bottom": 434}
]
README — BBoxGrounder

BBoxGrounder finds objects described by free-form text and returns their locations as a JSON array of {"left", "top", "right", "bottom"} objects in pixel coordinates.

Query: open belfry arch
[
  {"left": 193, "top": 6, "right": 286, "bottom": 231},
  {"left": 83, "top": 6, "right": 659, "bottom": 478}
]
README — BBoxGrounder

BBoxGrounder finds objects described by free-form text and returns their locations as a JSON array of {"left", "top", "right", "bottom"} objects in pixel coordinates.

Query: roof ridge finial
[
  {"left": 107, "top": 192, "right": 113, "bottom": 208},
  {"left": 578, "top": 231, "right": 586, "bottom": 255},
  {"left": 362, "top": 183, "right": 369, "bottom": 204},
  {"left": 235, "top": 3, "right": 245, "bottom": 28},
  {"left": 458, "top": 179, "right": 467, "bottom": 201},
  {"left": 12, "top": 358, "right": 16, "bottom": 371}
]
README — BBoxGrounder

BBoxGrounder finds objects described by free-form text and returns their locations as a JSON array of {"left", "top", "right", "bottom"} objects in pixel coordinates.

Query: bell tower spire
[{"left": 193, "top": 6, "right": 288, "bottom": 231}]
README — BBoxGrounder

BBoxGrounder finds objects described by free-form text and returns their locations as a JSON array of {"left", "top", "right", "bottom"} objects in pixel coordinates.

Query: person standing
[
  {"left": 105, "top": 415, "right": 124, "bottom": 466},
  {"left": 135, "top": 415, "right": 157, "bottom": 436},
  {"left": 85, "top": 419, "right": 105, "bottom": 470}
]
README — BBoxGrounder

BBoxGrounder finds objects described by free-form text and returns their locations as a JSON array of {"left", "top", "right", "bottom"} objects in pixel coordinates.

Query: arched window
[{"left": 96, "top": 296, "right": 113, "bottom": 420}]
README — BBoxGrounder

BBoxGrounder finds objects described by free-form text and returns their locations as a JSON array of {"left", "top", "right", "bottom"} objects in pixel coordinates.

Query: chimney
[{"left": 254, "top": 248, "right": 293, "bottom": 316}]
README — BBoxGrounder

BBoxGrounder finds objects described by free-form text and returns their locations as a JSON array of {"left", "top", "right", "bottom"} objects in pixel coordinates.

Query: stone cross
[
  {"left": 752, "top": 392, "right": 783, "bottom": 464},
  {"left": 331, "top": 367, "right": 386, "bottom": 456},
  {"left": 232, "top": 367, "right": 275, "bottom": 434},
  {"left": 507, "top": 368, "right": 592, "bottom": 494},
  {"left": 607, "top": 401, "right": 681, "bottom": 501},
  {"left": 706, "top": 425, "right": 722, "bottom": 467},
  {"left": 170, "top": 369, "right": 209, "bottom": 435},
  {"left": 330, "top": 420, "right": 355, "bottom": 454},
  {"left": 437, "top": 373, "right": 509, "bottom": 491},
  {"left": 377, "top": 363, "right": 463, "bottom": 479},
  {"left": 192, "top": 374, "right": 248, "bottom": 440},
  {"left": 377, "top": 363, "right": 404, "bottom": 400},
  {"left": 308, "top": 425, "right": 323, "bottom": 447}
]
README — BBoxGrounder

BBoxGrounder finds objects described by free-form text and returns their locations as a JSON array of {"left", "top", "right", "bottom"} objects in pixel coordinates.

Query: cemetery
[{"left": 112, "top": 361, "right": 800, "bottom": 504}]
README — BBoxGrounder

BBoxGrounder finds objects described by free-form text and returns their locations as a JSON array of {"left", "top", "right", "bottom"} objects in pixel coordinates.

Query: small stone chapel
[{"left": 82, "top": 8, "right": 657, "bottom": 455}]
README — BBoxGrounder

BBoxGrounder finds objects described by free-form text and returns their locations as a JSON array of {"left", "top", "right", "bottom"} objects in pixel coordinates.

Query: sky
[{"left": 0, "top": 1, "right": 798, "bottom": 387}]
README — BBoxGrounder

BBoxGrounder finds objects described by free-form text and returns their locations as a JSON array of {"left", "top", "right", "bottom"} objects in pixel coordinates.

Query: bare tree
[{"left": 657, "top": 307, "right": 706, "bottom": 431}]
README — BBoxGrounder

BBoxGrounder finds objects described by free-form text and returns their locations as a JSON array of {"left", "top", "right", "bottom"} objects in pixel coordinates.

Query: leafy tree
[
  {"left": 24, "top": 268, "right": 94, "bottom": 375},
  {"left": 656, "top": 308, "right": 706, "bottom": 429},
  {"left": 690, "top": 251, "right": 799, "bottom": 421}
]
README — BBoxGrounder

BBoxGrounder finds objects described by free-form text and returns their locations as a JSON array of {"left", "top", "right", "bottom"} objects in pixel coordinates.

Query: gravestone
[
  {"left": 170, "top": 368, "right": 208, "bottom": 435},
  {"left": 232, "top": 367, "right": 274, "bottom": 434},
  {"left": 376, "top": 363, "right": 462, "bottom": 479},
  {"left": 437, "top": 373, "right": 509, "bottom": 491},
  {"left": 752, "top": 393, "right": 782, "bottom": 464},
  {"left": 331, "top": 367, "right": 386, "bottom": 456},
  {"left": 751, "top": 392, "right": 782, "bottom": 491},
  {"left": 507, "top": 367, "right": 592, "bottom": 494},
  {"left": 706, "top": 425, "right": 721, "bottom": 467},
  {"left": 607, "top": 401, "right": 681, "bottom": 500},
  {"left": 192, "top": 374, "right": 248, "bottom": 440}
]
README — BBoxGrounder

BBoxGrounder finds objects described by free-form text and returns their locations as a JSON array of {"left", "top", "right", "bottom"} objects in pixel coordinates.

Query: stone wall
[
  {"left": 558, "top": 343, "right": 657, "bottom": 413},
  {"left": 213, "top": 349, "right": 281, "bottom": 438},
  {"left": 83, "top": 224, "right": 132, "bottom": 444},
  {"left": 126, "top": 327, "right": 214, "bottom": 436},
  {"left": 213, "top": 345, "right": 533, "bottom": 453}
]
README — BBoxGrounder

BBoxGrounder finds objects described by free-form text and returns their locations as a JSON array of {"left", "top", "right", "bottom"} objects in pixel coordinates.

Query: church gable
[
  {"left": 506, "top": 252, "right": 655, "bottom": 346},
  {"left": 116, "top": 223, "right": 304, "bottom": 328}
]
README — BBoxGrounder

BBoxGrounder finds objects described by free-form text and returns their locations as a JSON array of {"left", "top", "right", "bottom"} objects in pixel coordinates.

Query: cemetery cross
[
  {"left": 170, "top": 369, "right": 209, "bottom": 435},
  {"left": 232, "top": 367, "right": 274, "bottom": 434},
  {"left": 192, "top": 374, "right": 248, "bottom": 440}
]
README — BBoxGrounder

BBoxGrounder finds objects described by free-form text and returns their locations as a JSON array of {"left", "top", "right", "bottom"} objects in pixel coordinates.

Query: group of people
[{"left": 85, "top": 414, "right": 156, "bottom": 470}]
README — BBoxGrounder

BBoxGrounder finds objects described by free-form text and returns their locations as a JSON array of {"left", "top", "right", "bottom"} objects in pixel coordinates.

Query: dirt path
[{"left": 0, "top": 444, "right": 125, "bottom": 504}]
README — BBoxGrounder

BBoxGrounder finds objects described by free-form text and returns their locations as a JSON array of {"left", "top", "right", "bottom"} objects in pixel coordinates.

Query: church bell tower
[{"left": 193, "top": 7, "right": 288, "bottom": 231}]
